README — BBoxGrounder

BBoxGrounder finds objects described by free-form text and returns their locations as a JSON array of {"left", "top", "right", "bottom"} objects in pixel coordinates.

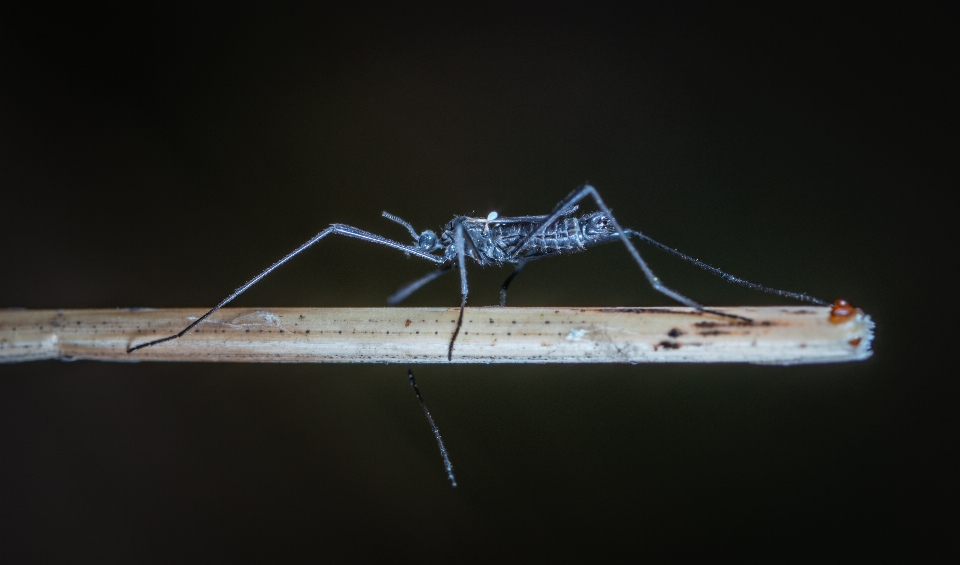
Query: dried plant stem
[{"left": 0, "top": 306, "right": 872, "bottom": 365}]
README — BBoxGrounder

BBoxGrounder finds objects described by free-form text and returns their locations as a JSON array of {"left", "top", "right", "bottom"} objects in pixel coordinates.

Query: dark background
[{"left": 0, "top": 2, "right": 952, "bottom": 561}]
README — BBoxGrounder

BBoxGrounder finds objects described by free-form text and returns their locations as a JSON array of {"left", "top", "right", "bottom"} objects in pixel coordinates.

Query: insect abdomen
[{"left": 527, "top": 217, "right": 584, "bottom": 253}]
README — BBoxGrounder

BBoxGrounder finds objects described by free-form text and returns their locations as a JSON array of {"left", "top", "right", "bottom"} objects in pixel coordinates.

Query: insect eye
[{"left": 418, "top": 230, "right": 439, "bottom": 251}]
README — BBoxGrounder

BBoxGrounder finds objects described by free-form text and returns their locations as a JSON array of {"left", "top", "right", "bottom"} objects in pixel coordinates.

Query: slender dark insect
[
  {"left": 127, "top": 183, "right": 827, "bottom": 358},
  {"left": 126, "top": 183, "right": 828, "bottom": 485}
]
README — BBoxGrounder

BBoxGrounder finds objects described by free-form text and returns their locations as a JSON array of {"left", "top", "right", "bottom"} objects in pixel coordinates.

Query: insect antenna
[{"left": 381, "top": 212, "right": 420, "bottom": 241}]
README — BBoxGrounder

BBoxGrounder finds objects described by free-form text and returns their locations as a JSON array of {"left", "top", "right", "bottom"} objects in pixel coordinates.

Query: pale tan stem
[{"left": 0, "top": 306, "right": 873, "bottom": 365}]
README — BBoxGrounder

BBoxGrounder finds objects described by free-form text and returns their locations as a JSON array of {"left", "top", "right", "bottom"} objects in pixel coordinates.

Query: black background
[{"left": 0, "top": 2, "right": 952, "bottom": 561}]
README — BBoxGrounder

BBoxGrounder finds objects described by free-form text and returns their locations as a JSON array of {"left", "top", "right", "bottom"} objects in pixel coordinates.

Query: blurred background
[{"left": 0, "top": 2, "right": 951, "bottom": 561}]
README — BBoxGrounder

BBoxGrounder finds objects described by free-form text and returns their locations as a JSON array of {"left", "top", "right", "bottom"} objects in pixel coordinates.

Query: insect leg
[
  {"left": 500, "top": 261, "right": 527, "bottom": 307},
  {"left": 408, "top": 368, "right": 456, "bottom": 486},
  {"left": 127, "top": 224, "right": 444, "bottom": 353},
  {"left": 327, "top": 224, "right": 445, "bottom": 263},
  {"left": 447, "top": 222, "right": 470, "bottom": 361},
  {"left": 511, "top": 184, "right": 705, "bottom": 310},
  {"left": 387, "top": 264, "right": 454, "bottom": 305},
  {"left": 499, "top": 252, "right": 558, "bottom": 307},
  {"left": 625, "top": 229, "right": 829, "bottom": 305}
]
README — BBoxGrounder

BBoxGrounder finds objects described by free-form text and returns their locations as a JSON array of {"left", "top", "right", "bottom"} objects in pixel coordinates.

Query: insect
[
  {"left": 128, "top": 183, "right": 828, "bottom": 357},
  {"left": 126, "top": 183, "right": 830, "bottom": 486}
]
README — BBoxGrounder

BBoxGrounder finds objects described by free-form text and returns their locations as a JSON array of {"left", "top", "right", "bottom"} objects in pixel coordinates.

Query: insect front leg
[{"left": 127, "top": 224, "right": 444, "bottom": 353}]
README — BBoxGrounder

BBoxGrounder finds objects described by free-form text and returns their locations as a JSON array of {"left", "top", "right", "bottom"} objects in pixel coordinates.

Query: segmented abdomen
[{"left": 493, "top": 217, "right": 585, "bottom": 256}]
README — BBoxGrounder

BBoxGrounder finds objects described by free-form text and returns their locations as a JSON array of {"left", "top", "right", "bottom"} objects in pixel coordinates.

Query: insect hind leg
[
  {"left": 516, "top": 184, "right": 706, "bottom": 311},
  {"left": 624, "top": 229, "right": 829, "bottom": 306}
]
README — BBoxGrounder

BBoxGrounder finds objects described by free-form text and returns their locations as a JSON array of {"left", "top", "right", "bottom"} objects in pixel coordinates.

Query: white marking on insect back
[{"left": 484, "top": 211, "right": 498, "bottom": 234}]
